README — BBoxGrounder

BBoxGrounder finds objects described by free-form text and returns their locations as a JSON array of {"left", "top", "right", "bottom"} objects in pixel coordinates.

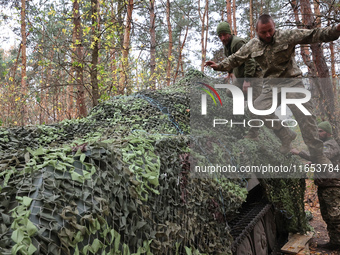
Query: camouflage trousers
[
  {"left": 253, "top": 79, "right": 324, "bottom": 157},
  {"left": 318, "top": 186, "right": 340, "bottom": 245}
]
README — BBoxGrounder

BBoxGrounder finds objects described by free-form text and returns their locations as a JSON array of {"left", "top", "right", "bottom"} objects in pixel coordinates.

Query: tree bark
[
  {"left": 249, "top": 0, "right": 254, "bottom": 38},
  {"left": 313, "top": 0, "right": 321, "bottom": 27},
  {"left": 118, "top": 0, "right": 134, "bottom": 94},
  {"left": 108, "top": 2, "right": 117, "bottom": 96},
  {"left": 149, "top": 0, "right": 156, "bottom": 89},
  {"left": 67, "top": 19, "right": 76, "bottom": 119},
  {"left": 166, "top": 0, "right": 173, "bottom": 87},
  {"left": 21, "top": 0, "right": 27, "bottom": 125},
  {"left": 91, "top": 0, "right": 100, "bottom": 106},
  {"left": 232, "top": 0, "right": 237, "bottom": 35},
  {"left": 290, "top": 0, "right": 317, "bottom": 76},
  {"left": 204, "top": 0, "right": 208, "bottom": 65},
  {"left": 226, "top": 0, "right": 232, "bottom": 32},
  {"left": 73, "top": 0, "right": 87, "bottom": 117},
  {"left": 173, "top": 25, "right": 189, "bottom": 84},
  {"left": 198, "top": 0, "right": 209, "bottom": 71},
  {"left": 300, "top": 0, "right": 338, "bottom": 139}
]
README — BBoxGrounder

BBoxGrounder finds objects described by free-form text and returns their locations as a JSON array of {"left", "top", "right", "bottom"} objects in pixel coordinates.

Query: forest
[
  {"left": 0, "top": 1, "right": 340, "bottom": 254},
  {"left": 0, "top": 0, "right": 339, "bottom": 130}
]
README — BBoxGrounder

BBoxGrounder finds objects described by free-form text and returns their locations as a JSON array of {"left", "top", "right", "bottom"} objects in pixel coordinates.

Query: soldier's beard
[
  {"left": 259, "top": 36, "right": 273, "bottom": 44},
  {"left": 319, "top": 136, "right": 327, "bottom": 142}
]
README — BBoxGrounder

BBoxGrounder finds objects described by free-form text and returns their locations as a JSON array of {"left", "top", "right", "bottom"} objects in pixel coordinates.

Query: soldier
[
  {"left": 291, "top": 121, "right": 340, "bottom": 250},
  {"left": 290, "top": 121, "right": 340, "bottom": 165},
  {"left": 211, "top": 21, "right": 263, "bottom": 140},
  {"left": 205, "top": 14, "right": 340, "bottom": 165}
]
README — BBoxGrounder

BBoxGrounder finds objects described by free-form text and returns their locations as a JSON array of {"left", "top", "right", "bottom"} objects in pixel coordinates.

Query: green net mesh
[{"left": 0, "top": 69, "right": 309, "bottom": 255}]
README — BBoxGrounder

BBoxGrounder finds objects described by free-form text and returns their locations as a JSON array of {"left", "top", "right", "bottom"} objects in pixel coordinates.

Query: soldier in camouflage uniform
[
  {"left": 290, "top": 121, "right": 340, "bottom": 166},
  {"left": 291, "top": 121, "right": 340, "bottom": 249},
  {"left": 205, "top": 14, "right": 340, "bottom": 165},
  {"left": 210, "top": 21, "right": 263, "bottom": 140}
]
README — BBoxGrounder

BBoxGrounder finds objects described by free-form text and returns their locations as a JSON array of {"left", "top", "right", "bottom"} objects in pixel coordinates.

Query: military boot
[
  {"left": 244, "top": 129, "right": 259, "bottom": 141},
  {"left": 274, "top": 127, "right": 297, "bottom": 154}
]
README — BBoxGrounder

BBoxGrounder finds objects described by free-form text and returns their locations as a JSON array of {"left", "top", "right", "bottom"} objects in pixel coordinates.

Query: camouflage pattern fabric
[
  {"left": 215, "top": 25, "right": 340, "bottom": 161},
  {"left": 223, "top": 35, "right": 263, "bottom": 136},
  {"left": 0, "top": 70, "right": 311, "bottom": 254},
  {"left": 320, "top": 138, "right": 340, "bottom": 166},
  {"left": 253, "top": 79, "right": 324, "bottom": 158},
  {"left": 318, "top": 187, "right": 340, "bottom": 245},
  {"left": 223, "top": 35, "right": 258, "bottom": 80},
  {"left": 298, "top": 138, "right": 340, "bottom": 165},
  {"left": 215, "top": 26, "right": 340, "bottom": 78}
]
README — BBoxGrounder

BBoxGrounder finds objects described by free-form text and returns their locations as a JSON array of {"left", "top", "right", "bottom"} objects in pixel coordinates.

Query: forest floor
[{"left": 304, "top": 179, "right": 340, "bottom": 255}]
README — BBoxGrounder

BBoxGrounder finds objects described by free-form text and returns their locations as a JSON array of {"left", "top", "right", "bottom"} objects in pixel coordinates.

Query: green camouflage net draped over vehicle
[{"left": 0, "top": 69, "right": 309, "bottom": 255}]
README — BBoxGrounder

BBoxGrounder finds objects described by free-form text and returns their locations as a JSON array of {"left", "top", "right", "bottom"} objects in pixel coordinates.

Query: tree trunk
[
  {"left": 91, "top": 0, "right": 100, "bottom": 106},
  {"left": 21, "top": 0, "right": 27, "bottom": 125},
  {"left": 226, "top": 0, "right": 232, "bottom": 32},
  {"left": 300, "top": 0, "right": 338, "bottom": 139},
  {"left": 149, "top": 0, "right": 156, "bottom": 89},
  {"left": 249, "top": 0, "right": 254, "bottom": 38},
  {"left": 313, "top": 0, "right": 321, "bottom": 27},
  {"left": 173, "top": 25, "right": 189, "bottom": 83},
  {"left": 290, "top": 0, "right": 317, "bottom": 76},
  {"left": 67, "top": 17, "right": 77, "bottom": 119},
  {"left": 118, "top": 0, "right": 134, "bottom": 95},
  {"left": 117, "top": 0, "right": 125, "bottom": 50},
  {"left": 10, "top": 41, "right": 22, "bottom": 126},
  {"left": 166, "top": 0, "right": 173, "bottom": 87},
  {"left": 109, "top": 2, "right": 117, "bottom": 96},
  {"left": 73, "top": 0, "right": 87, "bottom": 117},
  {"left": 38, "top": 35, "right": 47, "bottom": 124},
  {"left": 204, "top": 0, "right": 208, "bottom": 65},
  {"left": 47, "top": 50, "right": 55, "bottom": 122},
  {"left": 330, "top": 41, "right": 336, "bottom": 86},
  {"left": 232, "top": 0, "right": 237, "bottom": 35},
  {"left": 290, "top": 0, "right": 322, "bottom": 113},
  {"left": 198, "top": 0, "right": 209, "bottom": 71}
]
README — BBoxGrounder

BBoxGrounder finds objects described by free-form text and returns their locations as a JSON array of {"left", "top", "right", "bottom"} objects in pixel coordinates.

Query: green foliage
[
  {"left": 261, "top": 178, "right": 311, "bottom": 233},
  {"left": 10, "top": 196, "right": 38, "bottom": 255}
]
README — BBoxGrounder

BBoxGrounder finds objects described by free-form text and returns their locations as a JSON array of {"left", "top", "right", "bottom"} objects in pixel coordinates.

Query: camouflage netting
[{"left": 0, "top": 69, "right": 309, "bottom": 255}]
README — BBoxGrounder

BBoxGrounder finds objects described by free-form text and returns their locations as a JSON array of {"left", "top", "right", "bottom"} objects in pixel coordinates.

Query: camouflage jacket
[
  {"left": 301, "top": 138, "right": 340, "bottom": 187},
  {"left": 299, "top": 138, "right": 340, "bottom": 166},
  {"left": 224, "top": 35, "right": 258, "bottom": 80},
  {"left": 216, "top": 26, "right": 340, "bottom": 79}
]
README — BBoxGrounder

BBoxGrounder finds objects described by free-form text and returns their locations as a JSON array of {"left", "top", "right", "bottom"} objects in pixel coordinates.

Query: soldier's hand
[
  {"left": 242, "top": 81, "right": 251, "bottom": 93},
  {"left": 205, "top": 61, "right": 218, "bottom": 70},
  {"left": 290, "top": 148, "right": 300, "bottom": 155}
]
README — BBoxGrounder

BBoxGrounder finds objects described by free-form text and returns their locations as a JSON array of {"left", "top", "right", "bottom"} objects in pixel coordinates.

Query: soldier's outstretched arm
[
  {"left": 288, "top": 24, "right": 340, "bottom": 45},
  {"left": 204, "top": 61, "right": 218, "bottom": 70},
  {"left": 214, "top": 39, "right": 255, "bottom": 73}
]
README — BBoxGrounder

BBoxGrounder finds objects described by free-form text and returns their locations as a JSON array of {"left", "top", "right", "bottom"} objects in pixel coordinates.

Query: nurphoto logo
[{"left": 201, "top": 84, "right": 311, "bottom": 116}]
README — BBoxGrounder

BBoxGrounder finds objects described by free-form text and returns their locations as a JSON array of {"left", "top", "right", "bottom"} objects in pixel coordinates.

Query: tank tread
[{"left": 230, "top": 203, "right": 272, "bottom": 253}]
